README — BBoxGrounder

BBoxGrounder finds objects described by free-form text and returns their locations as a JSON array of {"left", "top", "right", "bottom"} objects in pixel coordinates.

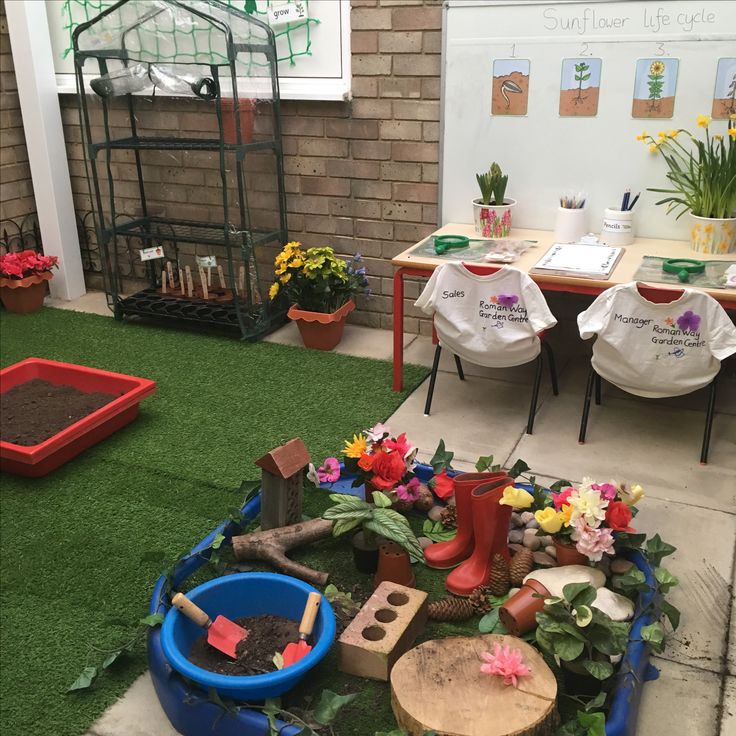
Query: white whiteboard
[
  {"left": 46, "top": 0, "right": 351, "bottom": 100},
  {"left": 440, "top": 0, "right": 736, "bottom": 240}
]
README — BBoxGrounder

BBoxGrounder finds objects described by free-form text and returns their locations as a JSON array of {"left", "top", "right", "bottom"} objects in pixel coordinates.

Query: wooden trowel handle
[
  {"left": 299, "top": 592, "right": 321, "bottom": 638},
  {"left": 172, "top": 592, "right": 211, "bottom": 629}
]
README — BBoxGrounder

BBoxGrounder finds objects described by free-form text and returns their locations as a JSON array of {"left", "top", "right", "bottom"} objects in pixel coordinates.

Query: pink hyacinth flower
[
  {"left": 480, "top": 643, "right": 531, "bottom": 687},
  {"left": 592, "top": 482, "right": 617, "bottom": 501},
  {"left": 316, "top": 457, "right": 340, "bottom": 484},
  {"left": 396, "top": 477, "right": 421, "bottom": 502}
]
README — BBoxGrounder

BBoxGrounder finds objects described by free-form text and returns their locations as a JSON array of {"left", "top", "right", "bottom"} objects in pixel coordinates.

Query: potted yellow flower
[
  {"left": 639, "top": 114, "right": 736, "bottom": 254},
  {"left": 269, "top": 242, "right": 370, "bottom": 350}
]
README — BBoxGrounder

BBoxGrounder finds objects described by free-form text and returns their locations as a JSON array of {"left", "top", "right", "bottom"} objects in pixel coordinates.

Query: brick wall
[
  {"left": 0, "top": 0, "right": 36, "bottom": 222},
  {"left": 59, "top": 0, "right": 443, "bottom": 334}
]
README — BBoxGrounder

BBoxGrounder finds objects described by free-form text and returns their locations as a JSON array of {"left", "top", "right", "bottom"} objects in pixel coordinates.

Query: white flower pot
[
  {"left": 472, "top": 197, "right": 517, "bottom": 238},
  {"left": 689, "top": 214, "right": 736, "bottom": 255}
]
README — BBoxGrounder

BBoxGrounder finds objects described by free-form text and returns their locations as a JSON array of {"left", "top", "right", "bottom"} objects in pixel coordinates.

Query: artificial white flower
[{"left": 566, "top": 485, "right": 609, "bottom": 527}]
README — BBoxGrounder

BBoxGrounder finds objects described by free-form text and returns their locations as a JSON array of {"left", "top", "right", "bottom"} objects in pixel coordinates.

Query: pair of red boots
[{"left": 425, "top": 472, "right": 513, "bottom": 596}]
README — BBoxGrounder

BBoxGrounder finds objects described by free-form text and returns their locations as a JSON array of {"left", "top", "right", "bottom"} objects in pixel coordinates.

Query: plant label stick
[
  {"left": 207, "top": 266, "right": 212, "bottom": 287},
  {"left": 161, "top": 269, "right": 167, "bottom": 293},
  {"left": 167, "top": 261, "right": 174, "bottom": 290},
  {"left": 179, "top": 268, "right": 185, "bottom": 295},
  {"left": 199, "top": 266, "right": 209, "bottom": 300},
  {"left": 239, "top": 266, "right": 245, "bottom": 296},
  {"left": 217, "top": 265, "right": 226, "bottom": 289},
  {"left": 185, "top": 266, "right": 193, "bottom": 298}
]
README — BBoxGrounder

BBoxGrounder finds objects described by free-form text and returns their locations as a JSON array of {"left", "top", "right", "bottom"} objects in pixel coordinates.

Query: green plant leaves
[
  {"left": 331, "top": 517, "right": 362, "bottom": 537},
  {"left": 475, "top": 454, "right": 500, "bottom": 472},
  {"left": 140, "top": 613, "right": 164, "bottom": 627},
  {"left": 372, "top": 491, "right": 393, "bottom": 508},
  {"left": 646, "top": 534, "right": 677, "bottom": 566},
  {"left": 641, "top": 622, "right": 666, "bottom": 653},
  {"left": 573, "top": 605, "right": 593, "bottom": 628},
  {"left": 507, "top": 458, "right": 530, "bottom": 479},
  {"left": 581, "top": 659, "right": 614, "bottom": 680},
  {"left": 67, "top": 666, "right": 98, "bottom": 691},
  {"left": 429, "top": 439, "right": 454, "bottom": 473},
  {"left": 563, "top": 582, "right": 597, "bottom": 609},
  {"left": 422, "top": 519, "right": 456, "bottom": 542},
  {"left": 612, "top": 567, "right": 648, "bottom": 596},
  {"left": 312, "top": 689, "right": 358, "bottom": 726},
  {"left": 660, "top": 599, "right": 681, "bottom": 631},
  {"left": 654, "top": 567, "right": 679, "bottom": 593},
  {"left": 478, "top": 609, "right": 504, "bottom": 634}
]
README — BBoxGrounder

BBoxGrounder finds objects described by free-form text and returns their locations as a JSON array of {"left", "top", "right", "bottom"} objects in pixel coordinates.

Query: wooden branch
[{"left": 231, "top": 518, "right": 334, "bottom": 586}]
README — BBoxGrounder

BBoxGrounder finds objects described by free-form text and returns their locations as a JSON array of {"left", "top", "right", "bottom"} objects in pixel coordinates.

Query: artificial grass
[{"left": 0, "top": 307, "right": 429, "bottom": 736}]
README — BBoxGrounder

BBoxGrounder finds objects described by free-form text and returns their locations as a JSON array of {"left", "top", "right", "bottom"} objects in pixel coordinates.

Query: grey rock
[
  {"left": 418, "top": 536, "right": 434, "bottom": 550},
  {"left": 611, "top": 558, "right": 634, "bottom": 575},
  {"left": 538, "top": 535, "right": 553, "bottom": 547},
  {"left": 525, "top": 519, "right": 540, "bottom": 530},
  {"left": 544, "top": 545, "right": 557, "bottom": 559},
  {"left": 519, "top": 511, "right": 535, "bottom": 525},
  {"left": 428, "top": 505, "right": 444, "bottom": 522},
  {"left": 522, "top": 528, "right": 541, "bottom": 551},
  {"left": 508, "top": 543, "right": 525, "bottom": 555},
  {"left": 510, "top": 512, "right": 525, "bottom": 528},
  {"left": 508, "top": 529, "right": 524, "bottom": 544},
  {"left": 533, "top": 551, "right": 557, "bottom": 568}
]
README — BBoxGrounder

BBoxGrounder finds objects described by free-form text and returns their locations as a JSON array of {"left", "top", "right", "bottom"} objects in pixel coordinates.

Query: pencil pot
[
  {"left": 601, "top": 208, "right": 634, "bottom": 246},
  {"left": 553, "top": 206, "right": 587, "bottom": 243}
]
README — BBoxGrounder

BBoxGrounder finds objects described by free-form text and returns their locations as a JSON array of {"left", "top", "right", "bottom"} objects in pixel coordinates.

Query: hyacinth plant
[
  {"left": 0, "top": 250, "right": 58, "bottom": 280},
  {"left": 268, "top": 241, "right": 370, "bottom": 313},
  {"left": 638, "top": 114, "right": 736, "bottom": 219},
  {"left": 475, "top": 161, "right": 509, "bottom": 206}
]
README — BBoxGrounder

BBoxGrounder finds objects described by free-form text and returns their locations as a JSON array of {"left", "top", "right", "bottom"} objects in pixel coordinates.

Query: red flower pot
[
  {"left": 288, "top": 299, "right": 355, "bottom": 351},
  {"left": 498, "top": 578, "right": 551, "bottom": 637},
  {"left": 554, "top": 539, "right": 589, "bottom": 567},
  {"left": 374, "top": 541, "right": 415, "bottom": 589},
  {"left": 221, "top": 98, "right": 255, "bottom": 145},
  {"left": 0, "top": 272, "right": 52, "bottom": 314}
]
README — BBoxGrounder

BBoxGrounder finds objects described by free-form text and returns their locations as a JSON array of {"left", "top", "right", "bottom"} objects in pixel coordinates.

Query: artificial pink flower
[
  {"left": 384, "top": 432, "right": 415, "bottom": 460},
  {"left": 480, "top": 644, "right": 531, "bottom": 687},
  {"left": 395, "top": 477, "right": 421, "bottom": 502},
  {"left": 552, "top": 486, "right": 574, "bottom": 510},
  {"left": 316, "top": 457, "right": 340, "bottom": 484},
  {"left": 592, "top": 482, "right": 618, "bottom": 501},
  {"left": 365, "top": 423, "right": 390, "bottom": 443},
  {"left": 570, "top": 518, "right": 615, "bottom": 562}
]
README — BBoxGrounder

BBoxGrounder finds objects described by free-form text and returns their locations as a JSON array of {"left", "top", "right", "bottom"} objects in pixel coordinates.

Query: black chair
[{"left": 424, "top": 339, "right": 559, "bottom": 435}]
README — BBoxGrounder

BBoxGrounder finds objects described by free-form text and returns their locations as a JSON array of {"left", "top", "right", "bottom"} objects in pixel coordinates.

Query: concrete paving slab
[
  {"left": 632, "top": 499, "right": 735, "bottom": 673},
  {"left": 45, "top": 289, "right": 112, "bottom": 317},
  {"left": 85, "top": 673, "right": 178, "bottom": 736},
  {"left": 722, "top": 676, "right": 736, "bottom": 736},
  {"left": 509, "top": 393, "right": 736, "bottom": 510},
  {"left": 728, "top": 564, "right": 736, "bottom": 678},
  {"left": 636, "top": 657, "right": 720, "bottom": 736}
]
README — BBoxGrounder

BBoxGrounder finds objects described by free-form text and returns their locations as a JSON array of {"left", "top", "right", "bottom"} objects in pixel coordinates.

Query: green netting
[{"left": 61, "top": 0, "right": 318, "bottom": 66}]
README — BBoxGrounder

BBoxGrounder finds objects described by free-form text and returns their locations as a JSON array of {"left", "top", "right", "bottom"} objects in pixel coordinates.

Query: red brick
[
  {"left": 297, "top": 101, "right": 350, "bottom": 118},
  {"left": 393, "top": 182, "right": 438, "bottom": 204},
  {"left": 423, "top": 204, "right": 439, "bottom": 224},
  {"left": 355, "top": 221, "right": 394, "bottom": 242},
  {"left": 352, "top": 54, "right": 392, "bottom": 76},
  {"left": 301, "top": 176, "right": 351, "bottom": 197},
  {"left": 391, "top": 5, "right": 442, "bottom": 30},
  {"left": 283, "top": 157, "right": 327, "bottom": 176},
  {"left": 325, "top": 118, "right": 379, "bottom": 139},
  {"left": 422, "top": 163, "right": 439, "bottom": 183},
  {"left": 392, "top": 141, "right": 438, "bottom": 163},
  {"left": 395, "top": 223, "right": 434, "bottom": 242},
  {"left": 351, "top": 140, "right": 392, "bottom": 160},
  {"left": 288, "top": 195, "right": 330, "bottom": 215},
  {"left": 351, "top": 7, "right": 392, "bottom": 29},
  {"left": 378, "top": 31, "right": 423, "bottom": 53},
  {"left": 352, "top": 31, "right": 378, "bottom": 54},
  {"left": 423, "top": 30, "right": 442, "bottom": 54},
  {"left": 351, "top": 179, "right": 392, "bottom": 200},
  {"left": 393, "top": 54, "right": 440, "bottom": 77},
  {"left": 379, "top": 120, "right": 422, "bottom": 141}
]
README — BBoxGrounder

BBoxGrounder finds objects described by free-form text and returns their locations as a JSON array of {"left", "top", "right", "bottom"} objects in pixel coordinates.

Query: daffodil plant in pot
[
  {"left": 269, "top": 241, "right": 370, "bottom": 350},
  {"left": 473, "top": 162, "right": 516, "bottom": 237},
  {"left": 0, "top": 250, "right": 58, "bottom": 314},
  {"left": 639, "top": 114, "right": 736, "bottom": 254}
]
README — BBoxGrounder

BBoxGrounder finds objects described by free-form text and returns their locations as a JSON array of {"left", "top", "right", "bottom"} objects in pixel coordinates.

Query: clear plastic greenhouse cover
[{"left": 77, "top": 0, "right": 276, "bottom": 100}]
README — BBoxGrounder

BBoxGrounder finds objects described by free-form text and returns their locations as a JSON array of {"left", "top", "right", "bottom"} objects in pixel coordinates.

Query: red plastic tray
[{"left": 0, "top": 358, "right": 156, "bottom": 477}]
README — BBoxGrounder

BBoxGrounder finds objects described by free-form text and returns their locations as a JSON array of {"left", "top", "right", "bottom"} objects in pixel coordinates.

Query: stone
[
  {"left": 418, "top": 536, "right": 433, "bottom": 550},
  {"left": 611, "top": 558, "right": 634, "bottom": 575},
  {"left": 519, "top": 511, "right": 535, "bottom": 525},
  {"left": 592, "top": 587, "right": 635, "bottom": 621},
  {"left": 533, "top": 551, "right": 557, "bottom": 568},
  {"left": 525, "top": 519, "right": 540, "bottom": 530},
  {"left": 544, "top": 545, "right": 557, "bottom": 559},
  {"left": 508, "top": 543, "right": 524, "bottom": 555},
  {"left": 428, "top": 505, "right": 444, "bottom": 522},
  {"left": 507, "top": 587, "right": 520, "bottom": 597},
  {"left": 596, "top": 556, "right": 612, "bottom": 577},
  {"left": 522, "top": 528, "right": 541, "bottom": 551},
  {"left": 507, "top": 529, "right": 524, "bottom": 544},
  {"left": 524, "top": 565, "right": 606, "bottom": 598},
  {"left": 510, "top": 512, "right": 524, "bottom": 528},
  {"left": 538, "top": 535, "right": 553, "bottom": 547}
]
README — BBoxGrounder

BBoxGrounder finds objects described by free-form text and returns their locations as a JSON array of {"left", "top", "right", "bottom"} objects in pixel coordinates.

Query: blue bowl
[{"left": 161, "top": 572, "right": 336, "bottom": 700}]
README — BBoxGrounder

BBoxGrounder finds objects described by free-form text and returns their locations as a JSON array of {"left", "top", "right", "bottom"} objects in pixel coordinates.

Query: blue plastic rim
[{"left": 161, "top": 572, "right": 336, "bottom": 700}]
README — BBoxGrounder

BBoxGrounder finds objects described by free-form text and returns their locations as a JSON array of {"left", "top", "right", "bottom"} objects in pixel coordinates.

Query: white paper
[
  {"left": 139, "top": 246, "right": 165, "bottom": 262},
  {"left": 269, "top": 2, "right": 308, "bottom": 27},
  {"left": 533, "top": 243, "right": 622, "bottom": 277}
]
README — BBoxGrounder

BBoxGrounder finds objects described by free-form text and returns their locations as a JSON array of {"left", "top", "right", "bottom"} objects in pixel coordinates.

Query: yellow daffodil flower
[
  {"left": 729, "top": 128, "right": 736, "bottom": 140},
  {"left": 535, "top": 508, "right": 564, "bottom": 534},
  {"left": 559, "top": 503, "right": 573, "bottom": 526},
  {"left": 668, "top": 129, "right": 678, "bottom": 138},
  {"left": 623, "top": 483, "right": 645, "bottom": 505},
  {"left": 648, "top": 143, "right": 659, "bottom": 153},
  {"left": 657, "top": 131, "right": 666, "bottom": 140},
  {"left": 714, "top": 134, "right": 723, "bottom": 142},
  {"left": 696, "top": 114, "right": 711, "bottom": 128},
  {"left": 498, "top": 485, "right": 532, "bottom": 509},
  {"left": 269, "top": 282, "right": 279, "bottom": 299},
  {"left": 636, "top": 130, "right": 648, "bottom": 142},
  {"left": 342, "top": 433, "right": 367, "bottom": 458}
]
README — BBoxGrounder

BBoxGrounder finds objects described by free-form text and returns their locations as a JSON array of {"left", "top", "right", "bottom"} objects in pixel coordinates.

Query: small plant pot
[
  {"left": 221, "top": 98, "right": 255, "bottom": 145},
  {"left": 554, "top": 539, "right": 589, "bottom": 567},
  {"left": 689, "top": 214, "right": 736, "bottom": 255},
  {"left": 374, "top": 541, "right": 415, "bottom": 589},
  {"left": 0, "top": 272, "right": 52, "bottom": 314},
  {"left": 288, "top": 299, "right": 355, "bottom": 351},
  {"left": 498, "top": 578, "right": 550, "bottom": 636},
  {"left": 472, "top": 197, "right": 517, "bottom": 238},
  {"left": 352, "top": 530, "right": 380, "bottom": 574}
]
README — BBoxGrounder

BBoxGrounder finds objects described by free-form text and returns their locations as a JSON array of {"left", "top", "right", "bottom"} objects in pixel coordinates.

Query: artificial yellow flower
[
  {"left": 498, "top": 485, "right": 532, "bottom": 509},
  {"left": 657, "top": 131, "right": 667, "bottom": 140},
  {"left": 731, "top": 114, "right": 736, "bottom": 120},
  {"left": 290, "top": 257, "right": 304, "bottom": 269},
  {"left": 696, "top": 114, "right": 711, "bottom": 128},
  {"left": 649, "top": 61, "right": 665, "bottom": 76},
  {"left": 714, "top": 134, "right": 723, "bottom": 141},
  {"left": 668, "top": 129, "right": 678, "bottom": 138},
  {"left": 342, "top": 433, "right": 367, "bottom": 458},
  {"left": 559, "top": 503, "right": 573, "bottom": 526},
  {"left": 635, "top": 130, "right": 648, "bottom": 141},
  {"left": 648, "top": 143, "right": 659, "bottom": 153},
  {"left": 628, "top": 484, "right": 645, "bottom": 505},
  {"left": 535, "top": 508, "right": 564, "bottom": 534},
  {"left": 269, "top": 282, "right": 279, "bottom": 299},
  {"left": 280, "top": 272, "right": 292, "bottom": 284},
  {"left": 729, "top": 128, "right": 736, "bottom": 140}
]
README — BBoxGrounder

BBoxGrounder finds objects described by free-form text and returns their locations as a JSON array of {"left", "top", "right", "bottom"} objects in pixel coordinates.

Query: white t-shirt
[
  {"left": 414, "top": 263, "right": 557, "bottom": 368},
  {"left": 578, "top": 282, "right": 736, "bottom": 398}
]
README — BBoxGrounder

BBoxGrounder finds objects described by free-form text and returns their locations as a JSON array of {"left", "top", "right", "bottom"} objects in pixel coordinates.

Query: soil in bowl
[
  {"left": 187, "top": 614, "right": 300, "bottom": 676},
  {"left": 1, "top": 379, "right": 118, "bottom": 445}
]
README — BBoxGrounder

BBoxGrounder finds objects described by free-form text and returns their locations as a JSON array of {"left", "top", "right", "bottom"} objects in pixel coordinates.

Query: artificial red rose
[
  {"left": 605, "top": 501, "right": 635, "bottom": 532},
  {"left": 431, "top": 469, "right": 454, "bottom": 501},
  {"left": 370, "top": 450, "right": 407, "bottom": 490},
  {"left": 383, "top": 432, "right": 414, "bottom": 459},
  {"left": 358, "top": 453, "right": 374, "bottom": 471}
]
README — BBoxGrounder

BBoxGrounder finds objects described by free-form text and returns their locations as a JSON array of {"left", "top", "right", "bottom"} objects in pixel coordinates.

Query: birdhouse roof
[{"left": 255, "top": 438, "right": 311, "bottom": 478}]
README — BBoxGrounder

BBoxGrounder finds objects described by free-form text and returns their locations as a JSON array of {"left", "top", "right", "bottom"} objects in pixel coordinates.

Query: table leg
[{"left": 393, "top": 267, "right": 406, "bottom": 392}]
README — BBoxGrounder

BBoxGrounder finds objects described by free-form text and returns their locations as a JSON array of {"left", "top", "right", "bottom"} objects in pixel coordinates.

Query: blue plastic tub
[{"left": 161, "top": 572, "right": 336, "bottom": 700}]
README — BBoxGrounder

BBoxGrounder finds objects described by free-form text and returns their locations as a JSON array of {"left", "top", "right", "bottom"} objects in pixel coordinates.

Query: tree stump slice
[{"left": 390, "top": 635, "right": 558, "bottom": 736}]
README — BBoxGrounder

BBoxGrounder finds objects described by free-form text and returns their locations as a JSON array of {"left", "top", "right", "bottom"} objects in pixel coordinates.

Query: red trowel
[
  {"left": 282, "top": 592, "right": 321, "bottom": 667},
  {"left": 171, "top": 592, "right": 249, "bottom": 658}
]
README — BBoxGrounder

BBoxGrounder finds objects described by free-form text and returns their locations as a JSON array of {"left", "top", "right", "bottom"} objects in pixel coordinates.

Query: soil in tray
[
  {"left": 188, "top": 614, "right": 300, "bottom": 676},
  {"left": 0, "top": 379, "right": 118, "bottom": 446}
]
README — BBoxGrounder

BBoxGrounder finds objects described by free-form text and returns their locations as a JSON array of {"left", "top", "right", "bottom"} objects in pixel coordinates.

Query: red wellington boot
[
  {"left": 445, "top": 476, "right": 513, "bottom": 596},
  {"left": 424, "top": 472, "right": 508, "bottom": 569}
]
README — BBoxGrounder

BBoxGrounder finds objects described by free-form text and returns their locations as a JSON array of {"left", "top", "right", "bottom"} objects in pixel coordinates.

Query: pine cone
[
  {"left": 487, "top": 553, "right": 511, "bottom": 596},
  {"left": 439, "top": 504, "right": 457, "bottom": 529},
  {"left": 509, "top": 547, "right": 534, "bottom": 586},
  {"left": 428, "top": 596, "right": 475, "bottom": 621},
  {"left": 468, "top": 585, "right": 493, "bottom": 615}
]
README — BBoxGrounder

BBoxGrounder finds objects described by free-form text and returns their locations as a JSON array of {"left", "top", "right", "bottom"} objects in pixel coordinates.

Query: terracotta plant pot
[
  {"left": 352, "top": 530, "right": 379, "bottom": 574},
  {"left": 0, "top": 272, "right": 52, "bottom": 314},
  {"left": 498, "top": 578, "right": 550, "bottom": 636},
  {"left": 221, "top": 98, "right": 255, "bottom": 145},
  {"left": 288, "top": 299, "right": 355, "bottom": 351},
  {"left": 374, "top": 541, "right": 415, "bottom": 589},
  {"left": 554, "top": 539, "right": 589, "bottom": 567}
]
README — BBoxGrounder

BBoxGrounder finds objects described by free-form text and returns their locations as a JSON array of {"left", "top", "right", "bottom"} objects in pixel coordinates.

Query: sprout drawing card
[
  {"left": 559, "top": 58, "right": 602, "bottom": 116},
  {"left": 712, "top": 58, "right": 736, "bottom": 119},
  {"left": 491, "top": 59, "right": 530, "bottom": 116},
  {"left": 632, "top": 58, "right": 679, "bottom": 118}
]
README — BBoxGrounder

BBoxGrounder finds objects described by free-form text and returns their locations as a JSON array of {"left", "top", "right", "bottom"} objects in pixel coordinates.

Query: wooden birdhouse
[{"left": 255, "top": 438, "right": 311, "bottom": 530}]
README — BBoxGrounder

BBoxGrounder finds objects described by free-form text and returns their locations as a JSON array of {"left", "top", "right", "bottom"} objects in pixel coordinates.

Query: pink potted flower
[
  {"left": 473, "top": 162, "right": 516, "bottom": 237},
  {"left": 0, "top": 250, "right": 58, "bottom": 314}
]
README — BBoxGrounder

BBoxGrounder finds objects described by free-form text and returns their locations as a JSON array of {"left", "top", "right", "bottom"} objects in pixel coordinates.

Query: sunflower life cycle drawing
[
  {"left": 492, "top": 59, "right": 530, "bottom": 116},
  {"left": 559, "top": 57, "right": 602, "bottom": 116},
  {"left": 711, "top": 58, "right": 736, "bottom": 119},
  {"left": 632, "top": 58, "right": 679, "bottom": 118}
]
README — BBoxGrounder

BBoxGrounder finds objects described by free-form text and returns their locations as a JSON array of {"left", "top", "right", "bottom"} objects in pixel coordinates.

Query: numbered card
[
  {"left": 559, "top": 58, "right": 602, "bottom": 117},
  {"left": 139, "top": 246, "right": 164, "bottom": 261},
  {"left": 632, "top": 58, "right": 679, "bottom": 119},
  {"left": 712, "top": 58, "right": 736, "bottom": 119},
  {"left": 269, "top": 2, "right": 308, "bottom": 27},
  {"left": 196, "top": 255, "right": 217, "bottom": 268},
  {"left": 491, "top": 59, "right": 530, "bottom": 116}
]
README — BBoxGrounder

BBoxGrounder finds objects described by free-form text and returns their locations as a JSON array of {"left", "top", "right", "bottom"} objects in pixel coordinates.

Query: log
[
  {"left": 390, "top": 634, "right": 558, "bottom": 736},
  {"left": 231, "top": 518, "right": 333, "bottom": 586}
]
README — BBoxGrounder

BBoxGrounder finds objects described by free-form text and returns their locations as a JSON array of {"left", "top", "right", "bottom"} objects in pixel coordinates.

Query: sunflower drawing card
[{"left": 632, "top": 58, "right": 679, "bottom": 119}]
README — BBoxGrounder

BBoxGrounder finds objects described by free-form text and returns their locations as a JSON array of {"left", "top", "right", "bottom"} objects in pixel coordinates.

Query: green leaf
[
  {"left": 578, "top": 711, "right": 606, "bottom": 736},
  {"left": 312, "top": 689, "right": 358, "bottom": 725},
  {"left": 660, "top": 599, "right": 681, "bottom": 630},
  {"left": 372, "top": 491, "right": 392, "bottom": 508},
  {"left": 549, "top": 479, "right": 572, "bottom": 493},
  {"left": 641, "top": 622, "right": 666, "bottom": 652},
  {"left": 475, "top": 455, "right": 499, "bottom": 472},
  {"left": 574, "top": 605, "right": 593, "bottom": 628},
  {"left": 655, "top": 567, "right": 679, "bottom": 593},
  {"left": 429, "top": 439, "right": 454, "bottom": 473},
  {"left": 581, "top": 659, "right": 614, "bottom": 680},
  {"left": 211, "top": 532, "right": 226, "bottom": 550},
  {"left": 67, "top": 666, "right": 98, "bottom": 692},
  {"left": 646, "top": 534, "right": 677, "bottom": 566},
  {"left": 581, "top": 73, "right": 591, "bottom": 80},
  {"left": 507, "top": 459, "right": 530, "bottom": 479},
  {"left": 331, "top": 517, "right": 363, "bottom": 537},
  {"left": 140, "top": 613, "right": 164, "bottom": 628},
  {"left": 563, "top": 583, "right": 597, "bottom": 608},
  {"left": 328, "top": 493, "right": 366, "bottom": 506},
  {"left": 323, "top": 505, "right": 372, "bottom": 521},
  {"left": 101, "top": 650, "right": 123, "bottom": 669},
  {"left": 239, "top": 479, "right": 261, "bottom": 505},
  {"left": 553, "top": 636, "right": 585, "bottom": 662},
  {"left": 478, "top": 609, "right": 500, "bottom": 633},
  {"left": 585, "top": 691, "right": 607, "bottom": 711},
  {"left": 612, "top": 567, "right": 647, "bottom": 595},
  {"left": 613, "top": 532, "right": 646, "bottom": 551}
]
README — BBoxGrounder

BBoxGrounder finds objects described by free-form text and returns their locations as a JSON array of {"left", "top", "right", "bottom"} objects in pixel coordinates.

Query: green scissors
[{"left": 662, "top": 258, "right": 705, "bottom": 283}]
